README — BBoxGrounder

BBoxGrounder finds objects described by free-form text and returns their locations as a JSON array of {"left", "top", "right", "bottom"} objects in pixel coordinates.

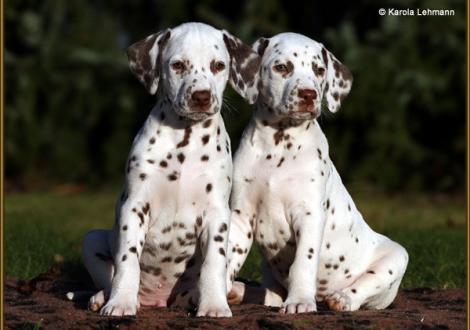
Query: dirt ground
[{"left": 4, "top": 267, "right": 467, "bottom": 329}]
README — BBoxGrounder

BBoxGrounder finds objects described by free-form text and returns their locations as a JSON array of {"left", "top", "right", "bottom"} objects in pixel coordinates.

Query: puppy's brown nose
[
  {"left": 191, "top": 90, "right": 211, "bottom": 108},
  {"left": 298, "top": 89, "right": 317, "bottom": 104}
]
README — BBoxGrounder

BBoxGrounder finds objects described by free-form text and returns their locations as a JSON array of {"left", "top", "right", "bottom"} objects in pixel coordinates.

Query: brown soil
[{"left": 4, "top": 268, "right": 467, "bottom": 329}]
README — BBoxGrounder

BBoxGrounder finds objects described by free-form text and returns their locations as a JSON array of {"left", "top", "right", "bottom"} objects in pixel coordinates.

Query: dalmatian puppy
[
  {"left": 81, "top": 22, "right": 261, "bottom": 317},
  {"left": 225, "top": 33, "right": 409, "bottom": 314}
]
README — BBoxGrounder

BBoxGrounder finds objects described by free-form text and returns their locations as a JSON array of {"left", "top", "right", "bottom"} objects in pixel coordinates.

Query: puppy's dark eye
[
  {"left": 273, "top": 64, "right": 288, "bottom": 73},
  {"left": 210, "top": 60, "right": 226, "bottom": 74},
  {"left": 171, "top": 61, "right": 186, "bottom": 71},
  {"left": 215, "top": 61, "right": 225, "bottom": 71},
  {"left": 316, "top": 67, "right": 325, "bottom": 75}
]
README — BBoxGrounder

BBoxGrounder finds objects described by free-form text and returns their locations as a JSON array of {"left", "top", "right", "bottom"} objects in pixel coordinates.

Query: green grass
[{"left": 5, "top": 186, "right": 466, "bottom": 288}]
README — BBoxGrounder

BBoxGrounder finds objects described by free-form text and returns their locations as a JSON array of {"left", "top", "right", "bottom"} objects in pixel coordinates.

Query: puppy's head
[
  {"left": 127, "top": 22, "right": 261, "bottom": 121},
  {"left": 253, "top": 33, "right": 353, "bottom": 121}
]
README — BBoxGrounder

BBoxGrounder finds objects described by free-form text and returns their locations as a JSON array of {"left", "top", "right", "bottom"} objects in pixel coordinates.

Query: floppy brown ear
[
  {"left": 321, "top": 46, "right": 353, "bottom": 113},
  {"left": 127, "top": 29, "right": 171, "bottom": 95},
  {"left": 252, "top": 37, "right": 270, "bottom": 57},
  {"left": 222, "top": 31, "right": 262, "bottom": 104}
]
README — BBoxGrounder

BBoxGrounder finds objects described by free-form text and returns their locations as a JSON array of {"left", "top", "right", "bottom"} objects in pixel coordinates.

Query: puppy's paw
[
  {"left": 325, "top": 290, "right": 352, "bottom": 311},
  {"left": 100, "top": 293, "right": 139, "bottom": 316},
  {"left": 227, "top": 281, "right": 246, "bottom": 305},
  {"left": 280, "top": 297, "right": 316, "bottom": 314},
  {"left": 197, "top": 300, "right": 232, "bottom": 317},
  {"left": 88, "top": 290, "right": 106, "bottom": 312}
]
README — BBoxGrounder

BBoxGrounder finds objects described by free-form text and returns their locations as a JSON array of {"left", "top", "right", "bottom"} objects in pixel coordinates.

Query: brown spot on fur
[
  {"left": 273, "top": 130, "right": 284, "bottom": 145},
  {"left": 142, "top": 203, "right": 150, "bottom": 215},
  {"left": 219, "top": 223, "right": 228, "bottom": 233},
  {"left": 159, "top": 242, "right": 172, "bottom": 250},
  {"left": 174, "top": 254, "right": 189, "bottom": 263},
  {"left": 203, "top": 119, "right": 212, "bottom": 128},
  {"left": 201, "top": 135, "right": 210, "bottom": 145},
  {"left": 177, "top": 153, "right": 185, "bottom": 163},
  {"left": 177, "top": 127, "right": 192, "bottom": 148}
]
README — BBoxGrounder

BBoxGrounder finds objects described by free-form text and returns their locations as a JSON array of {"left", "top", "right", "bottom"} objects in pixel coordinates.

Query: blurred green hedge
[{"left": 5, "top": 0, "right": 465, "bottom": 192}]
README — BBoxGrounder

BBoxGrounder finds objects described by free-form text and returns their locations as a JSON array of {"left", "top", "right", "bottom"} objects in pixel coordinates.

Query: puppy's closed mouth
[
  {"left": 297, "top": 103, "right": 317, "bottom": 113},
  {"left": 288, "top": 106, "right": 319, "bottom": 120}
]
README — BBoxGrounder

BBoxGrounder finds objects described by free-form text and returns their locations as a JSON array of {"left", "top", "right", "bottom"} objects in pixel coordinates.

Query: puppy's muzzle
[
  {"left": 297, "top": 89, "right": 317, "bottom": 110},
  {"left": 190, "top": 90, "right": 212, "bottom": 112}
]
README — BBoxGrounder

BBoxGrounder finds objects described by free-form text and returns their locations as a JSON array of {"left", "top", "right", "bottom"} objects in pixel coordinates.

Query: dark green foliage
[
  {"left": 5, "top": 0, "right": 465, "bottom": 192},
  {"left": 322, "top": 0, "right": 466, "bottom": 191}
]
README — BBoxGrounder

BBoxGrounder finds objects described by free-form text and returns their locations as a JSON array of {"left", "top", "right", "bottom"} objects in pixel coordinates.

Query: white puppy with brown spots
[
  {"left": 226, "top": 33, "right": 409, "bottom": 314},
  {"left": 81, "top": 22, "right": 261, "bottom": 317}
]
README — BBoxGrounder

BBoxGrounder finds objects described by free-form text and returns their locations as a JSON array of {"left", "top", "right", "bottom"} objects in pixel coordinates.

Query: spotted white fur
[
  {"left": 81, "top": 22, "right": 261, "bottom": 318},
  {"left": 226, "top": 33, "right": 409, "bottom": 314}
]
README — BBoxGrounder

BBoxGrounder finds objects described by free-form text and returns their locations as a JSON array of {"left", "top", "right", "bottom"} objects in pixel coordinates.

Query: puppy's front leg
[
  {"left": 281, "top": 202, "right": 326, "bottom": 314},
  {"left": 196, "top": 206, "right": 232, "bottom": 317},
  {"left": 100, "top": 198, "right": 149, "bottom": 316}
]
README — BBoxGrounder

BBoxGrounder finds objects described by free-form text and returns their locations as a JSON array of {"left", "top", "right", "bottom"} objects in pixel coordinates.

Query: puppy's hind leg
[
  {"left": 227, "top": 259, "right": 286, "bottom": 307},
  {"left": 82, "top": 229, "right": 114, "bottom": 311},
  {"left": 325, "top": 239, "right": 408, "bottom": 311}
]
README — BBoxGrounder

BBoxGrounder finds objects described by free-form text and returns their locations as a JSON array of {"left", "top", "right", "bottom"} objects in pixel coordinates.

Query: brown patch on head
[
  {"left": 210, "top": 59, "right": 226, "bottom": 75},
  {"left": 273, "top": 61, "right": 294, "bottom": 78}
]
